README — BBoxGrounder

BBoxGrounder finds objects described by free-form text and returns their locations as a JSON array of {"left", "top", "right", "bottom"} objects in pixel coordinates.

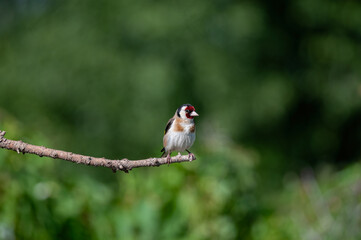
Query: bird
[{"left": 161, "top": 104, "right": 199, "bottom": 165}]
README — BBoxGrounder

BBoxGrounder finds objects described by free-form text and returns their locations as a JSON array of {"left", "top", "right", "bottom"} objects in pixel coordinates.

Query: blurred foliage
[
  {"left": 0, "top": 0, "right": 361, "bottom": 239},
  {"left": 252, "top": 164, "right": 361, "bottom": 240}
]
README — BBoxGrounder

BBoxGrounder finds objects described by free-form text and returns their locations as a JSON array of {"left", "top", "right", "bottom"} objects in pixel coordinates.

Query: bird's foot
[
  {"left": 166, "top": 153, "right": 171, "bottom": 166},
  {"left": 188, "top": 152, "right": 195, "bottom": 161}
]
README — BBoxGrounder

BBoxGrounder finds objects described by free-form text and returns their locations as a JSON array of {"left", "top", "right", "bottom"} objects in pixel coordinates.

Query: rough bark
[{"left": 0, "top": 130, "right": 195, "bottom": 173}]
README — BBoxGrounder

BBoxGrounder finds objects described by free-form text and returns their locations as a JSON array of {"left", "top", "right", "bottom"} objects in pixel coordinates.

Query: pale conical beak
[{"left": 190, "top": 111, "right": 199, "bottom": 117}]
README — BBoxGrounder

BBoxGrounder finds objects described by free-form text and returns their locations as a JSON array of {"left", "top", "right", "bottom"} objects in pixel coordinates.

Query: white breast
[{"left": 165, "top": 122, "right": 196, "bottom": 153}]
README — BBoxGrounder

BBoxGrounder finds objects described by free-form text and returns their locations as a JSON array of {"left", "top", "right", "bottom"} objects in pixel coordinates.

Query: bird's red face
[{"left": 185, "top": 105, "right": 199, "bottom": 119}]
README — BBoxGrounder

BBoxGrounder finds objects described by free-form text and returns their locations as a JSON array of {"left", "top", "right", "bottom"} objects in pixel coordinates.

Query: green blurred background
[{"left": 0, "top": 0, "right": 361, "bottom": 239}]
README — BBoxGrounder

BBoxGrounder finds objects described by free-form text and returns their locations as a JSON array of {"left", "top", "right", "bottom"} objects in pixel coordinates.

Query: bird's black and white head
[{"left": 176, "top": 104, "right": 199, "bottom": 120}]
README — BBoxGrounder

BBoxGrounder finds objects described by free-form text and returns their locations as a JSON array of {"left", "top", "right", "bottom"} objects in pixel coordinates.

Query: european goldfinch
[{"left": 161, "top": 104, "right": 199, "bottom": 164}]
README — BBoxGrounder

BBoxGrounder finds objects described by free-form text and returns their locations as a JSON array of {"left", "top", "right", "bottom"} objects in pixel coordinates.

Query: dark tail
[{"left": 160, "top": 147, "right": 166, "bottom": 157}]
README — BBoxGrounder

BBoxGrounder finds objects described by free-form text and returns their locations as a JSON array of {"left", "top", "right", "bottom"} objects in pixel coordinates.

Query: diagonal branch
[{"left": 0, "top": 130, "right": 196, "bottom": 173}]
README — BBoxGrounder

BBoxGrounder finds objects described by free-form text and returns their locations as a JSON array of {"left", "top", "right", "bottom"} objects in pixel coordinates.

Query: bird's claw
[
  {"left": 167, "top": 155, "right": 171, "bottom": 166},
  {"left": 188, "top": 153, "right": 195, "bottom": 161}
]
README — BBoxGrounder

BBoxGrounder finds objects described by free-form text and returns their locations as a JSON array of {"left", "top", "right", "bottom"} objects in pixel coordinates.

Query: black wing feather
[{"left": 164, "top": 117, "right": 175, "bottom": 135}]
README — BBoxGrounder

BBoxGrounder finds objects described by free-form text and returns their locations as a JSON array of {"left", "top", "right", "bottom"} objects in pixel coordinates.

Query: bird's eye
[{"left": 185, "top": 109, "right": 190, "bottom": 113}]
